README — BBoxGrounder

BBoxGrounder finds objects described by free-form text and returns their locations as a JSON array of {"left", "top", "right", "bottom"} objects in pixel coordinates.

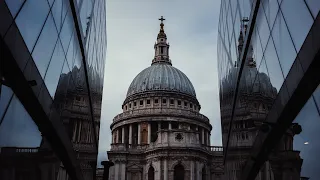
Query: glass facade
[
  {"left": 218, "top": 0, "right": 320, "bottom": 179},
  {"left": 0, "top": 0, "right": 106, "bottom": 179}
]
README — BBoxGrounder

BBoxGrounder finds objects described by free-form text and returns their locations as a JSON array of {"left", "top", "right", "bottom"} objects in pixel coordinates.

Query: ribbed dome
[{"left": 126, "top": 63, "right": 196, "bottom": 97}]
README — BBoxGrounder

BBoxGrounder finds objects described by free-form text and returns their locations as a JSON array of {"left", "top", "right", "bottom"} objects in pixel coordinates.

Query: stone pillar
[
  {"left": 190, "top": 161, "right": 194, "bottom": 180},
  {"left": 164, "top": 159, "right": 168, "bottom": 180},
  {"left": 197, "top": 162, "right": 201, "bottom": 180},
  {"left": 202, "top": 129, "right": 205, "bottom": 144},
  {"left": 122, "top": 127, "right": 125, "bottom": 143},
  {"left": 116, "top": 129, "right": 120, "bottom": 143},
  {"left": 138, "top": 123, "right": 141, "bottom": 145},
  {"left": 121, "top": 163, "right": 126, "bottom": 180},
  {"left": 169, "top": 122, "right": 172, "bottom": 130},
  {"left": 158, "top": 122, "right": 161, "bottom": 131},
  {"left": 115, "top": 163, "right": 119, "bottom": 180},
  {"left": 129, "top": 124, "right": 132, "bottom": 144},
  {"left": 148, "top": 123, "right": 151, "bottom": 144}
]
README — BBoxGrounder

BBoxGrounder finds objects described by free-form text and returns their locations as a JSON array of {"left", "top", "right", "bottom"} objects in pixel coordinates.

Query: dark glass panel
[
  {"left": 15, "top": 0, "right": 49, "bottom": 51},
  {"left": 0, "top": 95, "right": 42, "bottom": 147},
  {"left": 306, "top": 0, "right": 320, "bottom": 18},
  {"left": 264, "top": 38, "right": 284, "bottom": 92},
  {"left": 0, "top": 85, "right": 13, "bottom": 119},
  {"left": 272, "top": 11, "right": 297, "bottom": 78},
  {"left": 44, "top": 40, "right": 65, "bottom": 98},
  {"left": 31, "top": 14, "right": 58, "bottom": 78},
  {"left": 281, "top": 0, "right": 313, "bottom": 52},
  {"left": 5, "top": 0, "right": 24, "bottom": 18},
  {"left": 293, "top": 96, "right": 320, "bottom": 179}
]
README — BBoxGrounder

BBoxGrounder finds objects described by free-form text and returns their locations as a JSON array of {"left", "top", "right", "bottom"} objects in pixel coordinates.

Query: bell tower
[{"left": 152, "top": 16, "right": 171, "bottom": 65}]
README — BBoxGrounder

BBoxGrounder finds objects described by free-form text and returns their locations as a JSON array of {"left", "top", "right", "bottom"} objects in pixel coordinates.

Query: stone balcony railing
[
  {"left": 110, "top": 143, "right": 223, "bottom": 154},
  {"left": 113, "top": 108, "right": 210, "bottom": 123}
]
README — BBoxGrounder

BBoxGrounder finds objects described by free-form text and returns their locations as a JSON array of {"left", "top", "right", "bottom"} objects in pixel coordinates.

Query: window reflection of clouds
[
  {"left": 15, "top": 0, "right": 49, "bottom": 51},
  {"left": 0, "top": 95, "right": 41, "bottom": 147},
  {"left": 281, "top": 0, "right": 313, "bottom": 52},
  {"left": 293, "top": 95, "right": 320, "bottom": 179},
  {"left": 31, "top": 14, "right": 58, "bottom": 78}
]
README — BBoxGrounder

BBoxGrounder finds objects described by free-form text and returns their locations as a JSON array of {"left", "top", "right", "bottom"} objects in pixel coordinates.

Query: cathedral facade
[{"left": 107, "top": 17, "right": 224, "bottom": 180}]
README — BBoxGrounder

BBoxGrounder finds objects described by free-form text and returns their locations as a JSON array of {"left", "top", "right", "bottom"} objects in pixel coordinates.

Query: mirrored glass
[
  {"left": 0, "top": 95, "right": 42, "bottom": 147},
  {"left": 264, "top": 38, "right": 284, "bottom": 92},
  {"left": 256, "top": 8, "right": 270, "bottom": 51},
  {"left": 5, "top": 0, "right": 24, "bottom": 18},
  {"left": 306, "top": 0, "right": 320, "bottom": 18},
  {"left": 252, "top": 28, "right": 264, "bottom": 68},
  {"left": 262, "top": 0, "right": 279, "bottom": 28},
  {"left": 0, "top": 85, "right": 13, "bottom": 119},
  {"left": 31, "top": 14, "right": 58, "bottom": 78},
  {"left": 313, "top": 84, "right": 320, "bottom": 114},
  {"left": 257, "top": 57, "right": 276, "bottom": 97},
  {"left": 239, "top": 0, "right": 252, "bottom": 19},
  {"left": 44, "top": 40, "right": 65, "bottom": 98},
  {"left": 80, "top": 0, "right": 93, "bottom": 36},
  {"left": 281, "top": 0, "right": 313, "bottom": 52},
  {"left": 293, "top": 96, "right": 320, "bottom": 179},
  {"left": 15, "top": 0, "right": 49, "bottom": 51},
  {"left": 272, "top": 11, "right": 297, "bottom": 78},
  {"left": 52, "top": 0, "right": 69, "bottom": 33},
  {"left": 59, "top": 10, "right": 74, "bottom": 53}
]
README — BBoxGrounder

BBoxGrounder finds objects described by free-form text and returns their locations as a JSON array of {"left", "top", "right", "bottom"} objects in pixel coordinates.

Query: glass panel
[
  {"left": 44, "top": 40, "right": 65, "bottom": 98},
  {"left": 0, "top": 95, "right": 42, "bottom": 147},
  {"left": 252, "top": 29, "right": 264, "bottom": 68},
  {"left": 15, "top": 0, "right": 50, "bottom": 51},
  {"left": 281, "top": 0, "right": 313, "bottom": 52},
  {"left": 262, "top": 0, "right": 279, "bottom": 28},
  {"left": 293, "top": 96, "right": 320, "bottom": 179},
  {"left": 59, "top": 10, "right": 74, "bottom": 53},
  {"left": 31, "top": 14, "right": 58, "bottom": 78},
  {"left": 80, "top": 0, "right": 93, "bottom": 36},
  {"left": 239, "top": 0, "right": 252, "bottom": 19},
  {"left": 313, "top": 84, "right": 320, "bottom": 113},
  {"left": 0, "top": 85, "right": 13, "bottom": 119},
  {"left": 306, "top": 0, "right": 320, "bottom": 18},
  {"left": 264, "top": 38, "right": 284, "bottom": 92},
  {"left": 272, "top": 11, "right": 297, "bottom": 78},
  {"left": 52, "top": 0, "right": 69, "bottom": 33},
  {"left": 5, "top": 0, "right": 24, "bottom": 18},
  {"left": 256, "top": 8, "right": 270, "bottom": 52}
]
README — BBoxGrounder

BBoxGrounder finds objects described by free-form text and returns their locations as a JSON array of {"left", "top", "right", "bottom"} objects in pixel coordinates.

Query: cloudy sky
[{"left": 98, "top": 0, "right": 222, "bottom": 163}]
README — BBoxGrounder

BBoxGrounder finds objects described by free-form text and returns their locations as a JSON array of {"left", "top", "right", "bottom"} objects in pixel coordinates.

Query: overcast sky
[{"left": 98, "top": 0, "right": 222, "bottom": 163}]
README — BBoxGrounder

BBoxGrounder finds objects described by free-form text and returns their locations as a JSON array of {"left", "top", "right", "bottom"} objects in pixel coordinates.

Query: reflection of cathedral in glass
[
  {"left": 107, "top": 17, "right": 224, "bottom": 180},
  {"left": 220, "top": 20, "right": 304, "bottom": 180}
]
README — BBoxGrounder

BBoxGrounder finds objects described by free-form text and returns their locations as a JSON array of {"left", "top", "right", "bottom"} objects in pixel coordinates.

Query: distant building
[
  {"left": 107, "top": 17, "right": 224, "bottom": 180},
  {"left": 0, "top": 0, "right": 106, "bottom": 179},
  {"left": 217, "top": 0, "right": 320, "bottom": 179}
]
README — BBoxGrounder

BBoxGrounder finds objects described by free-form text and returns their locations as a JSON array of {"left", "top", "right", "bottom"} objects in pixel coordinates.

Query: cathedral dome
[{"left": 126, "top": 63, "right": 196, "bottom": 98}]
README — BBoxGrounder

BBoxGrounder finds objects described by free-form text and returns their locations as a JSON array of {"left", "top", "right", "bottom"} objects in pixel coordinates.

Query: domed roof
[{"left": 126, "top": 63, "right": 196, "bottom": 97}]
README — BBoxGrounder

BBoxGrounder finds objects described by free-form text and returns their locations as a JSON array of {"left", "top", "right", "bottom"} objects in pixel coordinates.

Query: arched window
[
  {"left": 202, "top": 166, "right": 206, "bottom": 180},
  {"left": 148, "top": 166, "right": 155, "bottom": 180},
  {"left": 174, "top": 164, "right": 184, "bottom": 180}
]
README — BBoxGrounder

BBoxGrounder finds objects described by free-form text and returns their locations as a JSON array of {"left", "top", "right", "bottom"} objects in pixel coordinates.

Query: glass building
[
  {"left": 0, "top": 0, "right": 106, "bottom": 180},
  {"left": 218, "top": 0, "right": 320, "bottom": 179}
]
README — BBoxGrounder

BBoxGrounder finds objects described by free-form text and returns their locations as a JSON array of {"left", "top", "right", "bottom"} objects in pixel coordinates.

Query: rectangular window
[
  {"left": 140, "top": 100, "right": 143, "bottom": 106},
  {"left": 155, "top": 99, "right": 159, "bottom": 103},
  {"left": 161, "top": 47, "right": 163, "bottom": 54},
  {"left": 178, "top": 100, "right": 181, "bottom": 105},
  {"left": 162, "top": 99, "right": 167, "bottom": 104},
  {"left": 129, "top": 104, "right": 132, "bottom": 108},
  {"left": 184, "top": 101, "right": 188, "bottom": 106},
  {"left": 147, "top": 100, "right": 150, "bottom": 104},
  {"left": 190, "top": 104, "right": 193, "bottom": 108},
  {"left": 134, "top": 102, "right": 137, "bottom": 106},
  {"left": 170, "top": 99, "right": 174, "bottom": 104}
]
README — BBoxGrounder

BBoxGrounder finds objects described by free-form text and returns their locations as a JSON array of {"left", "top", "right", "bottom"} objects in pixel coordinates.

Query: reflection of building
[
  {"left": 218, "top": 1, "right": 320, "bottom": 179},
  {"left": 0, "top": 0, "right": 106, "bottom": 179},
  {"left": 107, "top": 17, "right": 224, "bottom": 180}
]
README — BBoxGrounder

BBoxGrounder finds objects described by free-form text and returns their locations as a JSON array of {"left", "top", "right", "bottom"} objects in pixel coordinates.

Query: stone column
[
  {"left": 115, "top": 163, "right": 119, "bottom": 180},
  {"left": 129, "top": 124, "right": 132, "bottom": 144},
  {"left": 148, "top": 123, "right": 151, "bottom": 144},
  {"left": 158, "top": 122, "right": 161, "bottom": 131},
  {"left": 164, "top": 159, "right": 168, "bottom": 180},
  {"left": 121, "top": 163, "right": 126, "bottom": 180},
  {"left": 169, "top": 122, "right": 172, "bottom": 130},
  {"left": 116, "top": 129, "right": 120, "bottom": 143},
  {"left": 138, "top": 123, "right": 141, "bottom": 145},
  {"left": 190, "top": 161, "right": 194, "bottom": 180},
  {"left": 122, "top": 127, "right": 125, "bottom": 143},
  {"left": 207, "top": 132, "right": 210, "bottom": 146},
  {"left": 202, "top": 129, "right": 205, "bottom": 144}
]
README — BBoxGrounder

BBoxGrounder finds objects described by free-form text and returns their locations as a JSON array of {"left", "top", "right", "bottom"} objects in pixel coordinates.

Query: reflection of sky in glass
[
  {"left": 0, "top": 85, "right": 13, "bottom": 118},
  {"left": 0, "top": 95, "right": 41, "bottom": 147},
  {"left": 15, "top": 0, "right": 49, "bottom": 51},
  {"left": 293, "top": 95, "right": 320, "bottom": 179},
  {"left": 5, "top": 0, "right": 24, "bottom": 18},
  {"left": 306, "top": 0, "right": 320, "bottom": 18}
]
